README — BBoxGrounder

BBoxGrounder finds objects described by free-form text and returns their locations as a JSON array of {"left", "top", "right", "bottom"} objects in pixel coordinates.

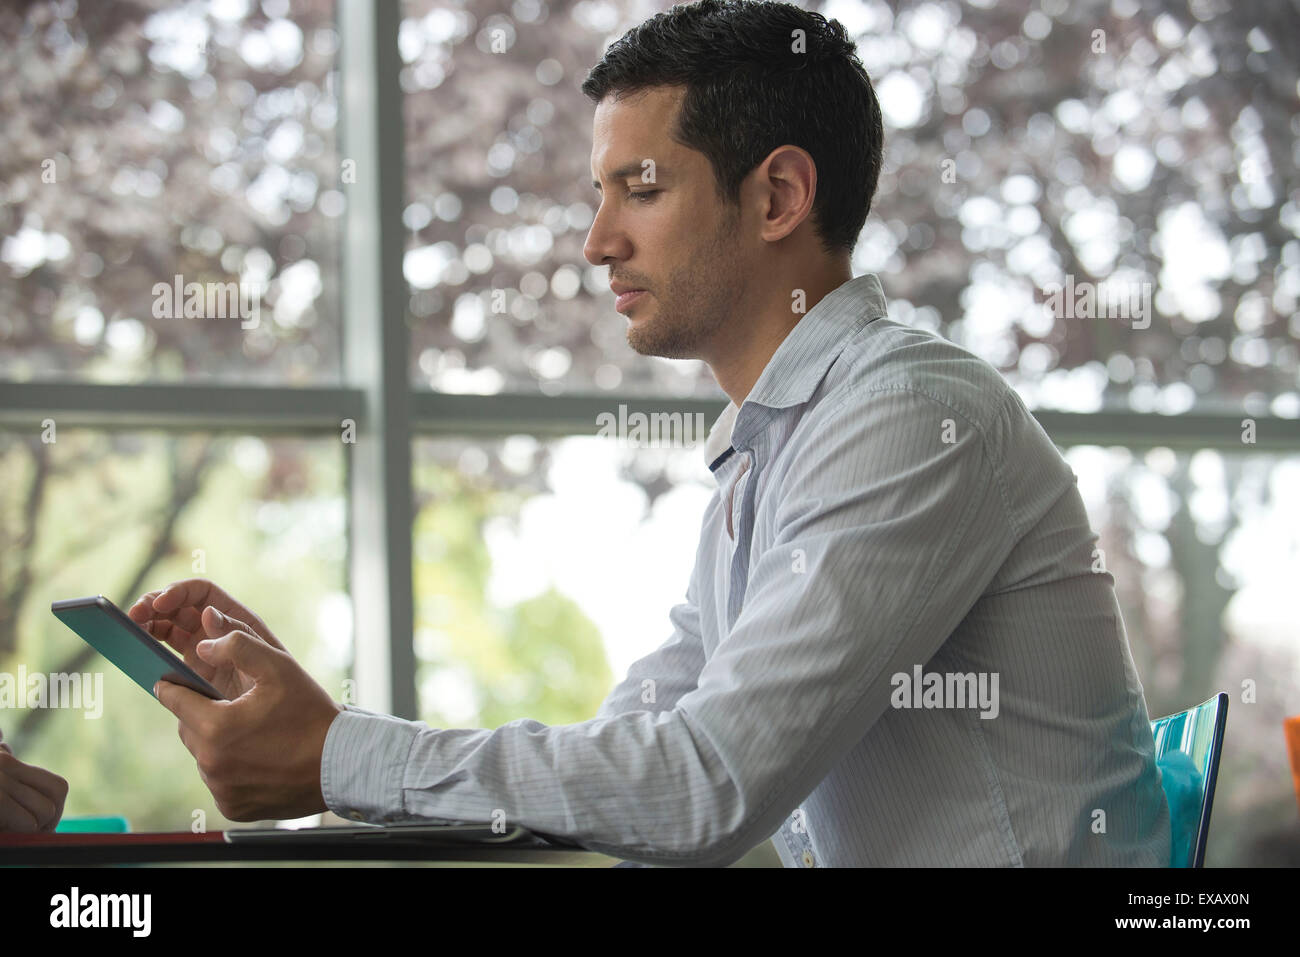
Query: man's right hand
[
  {"left": 128, "top": 579, "right": 286, "bottom": 701},
  {"left": 0, "top": 728, "right": 68, "bottom": 833}
]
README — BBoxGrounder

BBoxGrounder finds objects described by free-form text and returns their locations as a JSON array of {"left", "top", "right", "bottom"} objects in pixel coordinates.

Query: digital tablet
[
  {"left": 223, "top": 822, "right": 546, "bottom": 846},
  {"left": 51, "top": 595, "right": 226, "bottom": 702}
]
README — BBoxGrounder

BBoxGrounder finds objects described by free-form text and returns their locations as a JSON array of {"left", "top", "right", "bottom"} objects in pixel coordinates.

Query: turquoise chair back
[{"left": 1150, "top": 693, "right": 1228, "bottom": 868}]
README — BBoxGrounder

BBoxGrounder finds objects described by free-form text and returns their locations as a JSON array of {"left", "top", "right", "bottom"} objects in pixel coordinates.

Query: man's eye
[{"left": 628, "top": 189, "right": 659, "bottom": 203}]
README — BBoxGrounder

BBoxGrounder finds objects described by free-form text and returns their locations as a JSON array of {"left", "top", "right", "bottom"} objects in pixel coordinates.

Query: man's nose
[{"left": 583, "top": 201, "right": 627, "bottom": 266}]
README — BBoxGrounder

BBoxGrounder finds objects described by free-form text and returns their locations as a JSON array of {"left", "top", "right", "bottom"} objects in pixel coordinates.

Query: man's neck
[{"left": 707, "top": 257, "right": 854, "bottom": 407}]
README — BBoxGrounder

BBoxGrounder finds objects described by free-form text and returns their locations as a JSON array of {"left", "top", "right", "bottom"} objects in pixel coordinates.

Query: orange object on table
[{"left": 1286, "top": 716, "right": 1300, "bottom": 816}]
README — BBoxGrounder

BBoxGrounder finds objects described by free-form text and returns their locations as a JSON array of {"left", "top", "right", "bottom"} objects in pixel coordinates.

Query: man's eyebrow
[{"left": 591, "top": 162, "right": 667, "bottom": 191}]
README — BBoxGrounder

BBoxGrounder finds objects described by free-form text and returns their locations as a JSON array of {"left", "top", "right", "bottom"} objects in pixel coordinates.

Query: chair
[{"left": 1150, "top": 692, "right": 1228, "bottom": 868}]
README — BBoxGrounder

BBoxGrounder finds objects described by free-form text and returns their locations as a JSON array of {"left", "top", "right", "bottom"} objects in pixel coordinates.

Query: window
[
  {"left": 411, "top": 435, "right": 711, "bottom": 727},
  {"left": 402, "top": 0, "right": 721, "bottom": 397},
  {"left": 0, "top": 0, "right": 343, "bottom": 384},
  {"left": 0, "top": 428, "right": 346, "bottom": 828},
  {"left": 1065, "top": 445, "right": 1300, "bottom": 864}
]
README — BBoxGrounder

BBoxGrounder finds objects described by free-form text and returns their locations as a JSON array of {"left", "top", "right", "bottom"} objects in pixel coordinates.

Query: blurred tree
[
  {"left": 412, "top": 441, "right": 614, "bottom": 729},
  {"left": 0, "top": 0, "right": 342, "bottom": 384},
  {"left": 0, "top": 428, "right": 613, "bottom": 830}
]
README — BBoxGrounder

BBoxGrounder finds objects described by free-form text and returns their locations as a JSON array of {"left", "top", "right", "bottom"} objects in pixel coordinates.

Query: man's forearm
[{"left": 319, "top": 704, "right": 764, "bottom": 866}]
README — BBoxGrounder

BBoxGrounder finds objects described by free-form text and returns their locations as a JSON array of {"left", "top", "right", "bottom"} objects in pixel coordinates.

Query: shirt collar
[{"left": 704, "top": 273, "right": 888, "bottom": 472}]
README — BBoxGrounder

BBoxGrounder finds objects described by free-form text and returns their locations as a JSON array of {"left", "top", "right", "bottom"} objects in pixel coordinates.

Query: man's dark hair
[{"left": 580, "top": 0, "right": 884, "bottom": 256}]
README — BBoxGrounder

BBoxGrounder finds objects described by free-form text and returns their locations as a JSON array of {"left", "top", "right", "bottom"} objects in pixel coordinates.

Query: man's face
[{"left": 584, "top": 86, "right": 750, "bottom": 360}]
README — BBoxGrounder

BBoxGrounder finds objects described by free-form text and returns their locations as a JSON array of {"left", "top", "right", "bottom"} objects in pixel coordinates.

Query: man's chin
[{"left": 627, "top": 328, "right": 699, "bottom": 360}]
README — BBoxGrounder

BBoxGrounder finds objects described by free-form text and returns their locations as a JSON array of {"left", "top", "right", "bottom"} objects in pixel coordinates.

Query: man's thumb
[{"left": 197, "top": 630, "right": 277, "bottom": 678}]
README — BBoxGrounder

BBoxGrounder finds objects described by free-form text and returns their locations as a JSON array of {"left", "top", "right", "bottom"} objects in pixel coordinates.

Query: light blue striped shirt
[{"left": 321, "top": 272, "right": 1172, "bottom": 867}]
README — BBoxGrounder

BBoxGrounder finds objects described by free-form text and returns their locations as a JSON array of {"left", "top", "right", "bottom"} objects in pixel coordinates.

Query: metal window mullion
[
  {"left": 0, "top": 383, "right": 363, "bottom": 432},
  {"left": 4, "top": 383, "right": 1292, "bottom": 451},
  {"left": 409, "top": 391, "right": 1300, "bottom": 452},
  {"left": 1031, "top": 410, "right": 1300, "bottom": 452},
  {"left": 339, "top": 0, "right": 415, "bottom": 720},
  {"left": 411, "top": 391, "right": 729, "bottom": 438}
]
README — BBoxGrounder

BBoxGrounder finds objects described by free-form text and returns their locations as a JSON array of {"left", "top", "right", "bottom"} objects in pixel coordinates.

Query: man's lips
[{"left": 614, "top": 289, "right": 647, "bottom": 313}]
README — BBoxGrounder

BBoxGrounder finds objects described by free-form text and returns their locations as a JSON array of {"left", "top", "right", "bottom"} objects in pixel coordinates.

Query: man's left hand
[{"left": 155, "top": 629, "right": 343, "bottom": 822}]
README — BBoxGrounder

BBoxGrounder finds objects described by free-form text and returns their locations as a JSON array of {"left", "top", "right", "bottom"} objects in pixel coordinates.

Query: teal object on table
[
  {"left": 55, "top": 815, "right": 130, "bottom": 833},
  {"left": 1150, "top": 693, "right": 1228, "bottom": 868}
]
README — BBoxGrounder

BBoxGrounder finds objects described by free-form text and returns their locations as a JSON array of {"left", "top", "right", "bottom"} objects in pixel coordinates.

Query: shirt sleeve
[{"left": 320, "top": 386, "right": 1019, "bottom": 865}]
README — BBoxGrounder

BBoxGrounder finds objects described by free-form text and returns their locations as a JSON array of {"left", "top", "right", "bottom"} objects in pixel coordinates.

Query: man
[{"left": 134, "top": 0, "right": 1171, "bottom": 866}]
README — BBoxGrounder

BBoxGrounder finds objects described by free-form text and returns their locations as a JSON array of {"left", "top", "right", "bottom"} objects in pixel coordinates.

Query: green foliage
[
  {"left": 2, "top": 431, "right": 613, "bottom": 832},
  {"left": 412, "top": 458, "right": 613, "bottom": 730}
]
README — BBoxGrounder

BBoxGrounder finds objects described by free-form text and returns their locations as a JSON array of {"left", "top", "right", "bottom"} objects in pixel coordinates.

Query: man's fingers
[
  {"left": 131, "top": 592, "right": 203, "bottom": 642},
  {"left": 168, "top": 605, "right": 204, "bottom": 635},
  {"left": 152, "top": 579, "right": 234, "bottom": 617},
  {"left": 156, "top": 579, "right": 285, "bottom": 652},
  {"left": 133, "top": 590, "right": 204, "bottom": 634},
  {"left": 138, "top": 619, "right": 195, "bottom": 659},
  {"left": 200, "top": 608, "right": 278, "bottom": 656},
  {"left": 127, "top": 590, "right": 163, "bottom": 622},
  {"left": 130, "top": 589, "right": 190, "bottom": 632},
  {"left": 0, "top": 791, "right": 41, "bottom": 832},
  {"left": 1, "top": 752, "right": 69, "bottom": 800},
  {"left": 197, "top": 630, "right": 281, "bottom": 681},
  {"left": 201, "top": 606, "right": 260, "bottom": 642},
  {"left": 154, "top": 677, "right": 222, "bottom": 728},
  {"left": 0, "top": 757, "right": 61, "bottom": 829},
  {"left": 27, "top": 765, "right": 69, "bottom": 830}
]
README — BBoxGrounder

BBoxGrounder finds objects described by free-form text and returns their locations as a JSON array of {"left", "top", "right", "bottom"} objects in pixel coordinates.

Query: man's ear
[{"left": 753, "top": 145, "right": 818, "bottom": 244}]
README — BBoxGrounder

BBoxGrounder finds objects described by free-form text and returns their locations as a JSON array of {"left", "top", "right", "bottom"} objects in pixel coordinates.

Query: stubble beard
[{"left": 625, "top": 204, "right": 746, "bottom": 361}]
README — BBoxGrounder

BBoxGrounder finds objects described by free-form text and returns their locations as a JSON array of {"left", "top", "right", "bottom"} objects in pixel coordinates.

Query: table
[{"left": 0, "top": 831, "right": 622, "bottom": 866}]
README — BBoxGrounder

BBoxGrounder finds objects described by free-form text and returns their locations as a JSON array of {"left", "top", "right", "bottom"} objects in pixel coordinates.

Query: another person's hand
[
  {"left": 0, "top": 728, "right": 69, "bottom": 833},
  {"left": 129, "top": 579, "right": 285, "bottom": 701},
  {"left": 154, "top": 629, "right": 343, "bottom": 822}
]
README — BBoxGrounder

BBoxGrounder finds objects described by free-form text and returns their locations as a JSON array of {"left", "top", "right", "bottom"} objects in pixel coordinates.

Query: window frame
[{"left": 0, "top": 0, "right": 1297, "bottom": 719}]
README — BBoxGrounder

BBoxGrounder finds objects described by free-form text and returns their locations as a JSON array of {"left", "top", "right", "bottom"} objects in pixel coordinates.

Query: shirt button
[
  {"left": 348, "top": 810, "right": 364, "bottom": 821},
  {"left": 802, "top": 850, "right": 815, "bottom": 868}
]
